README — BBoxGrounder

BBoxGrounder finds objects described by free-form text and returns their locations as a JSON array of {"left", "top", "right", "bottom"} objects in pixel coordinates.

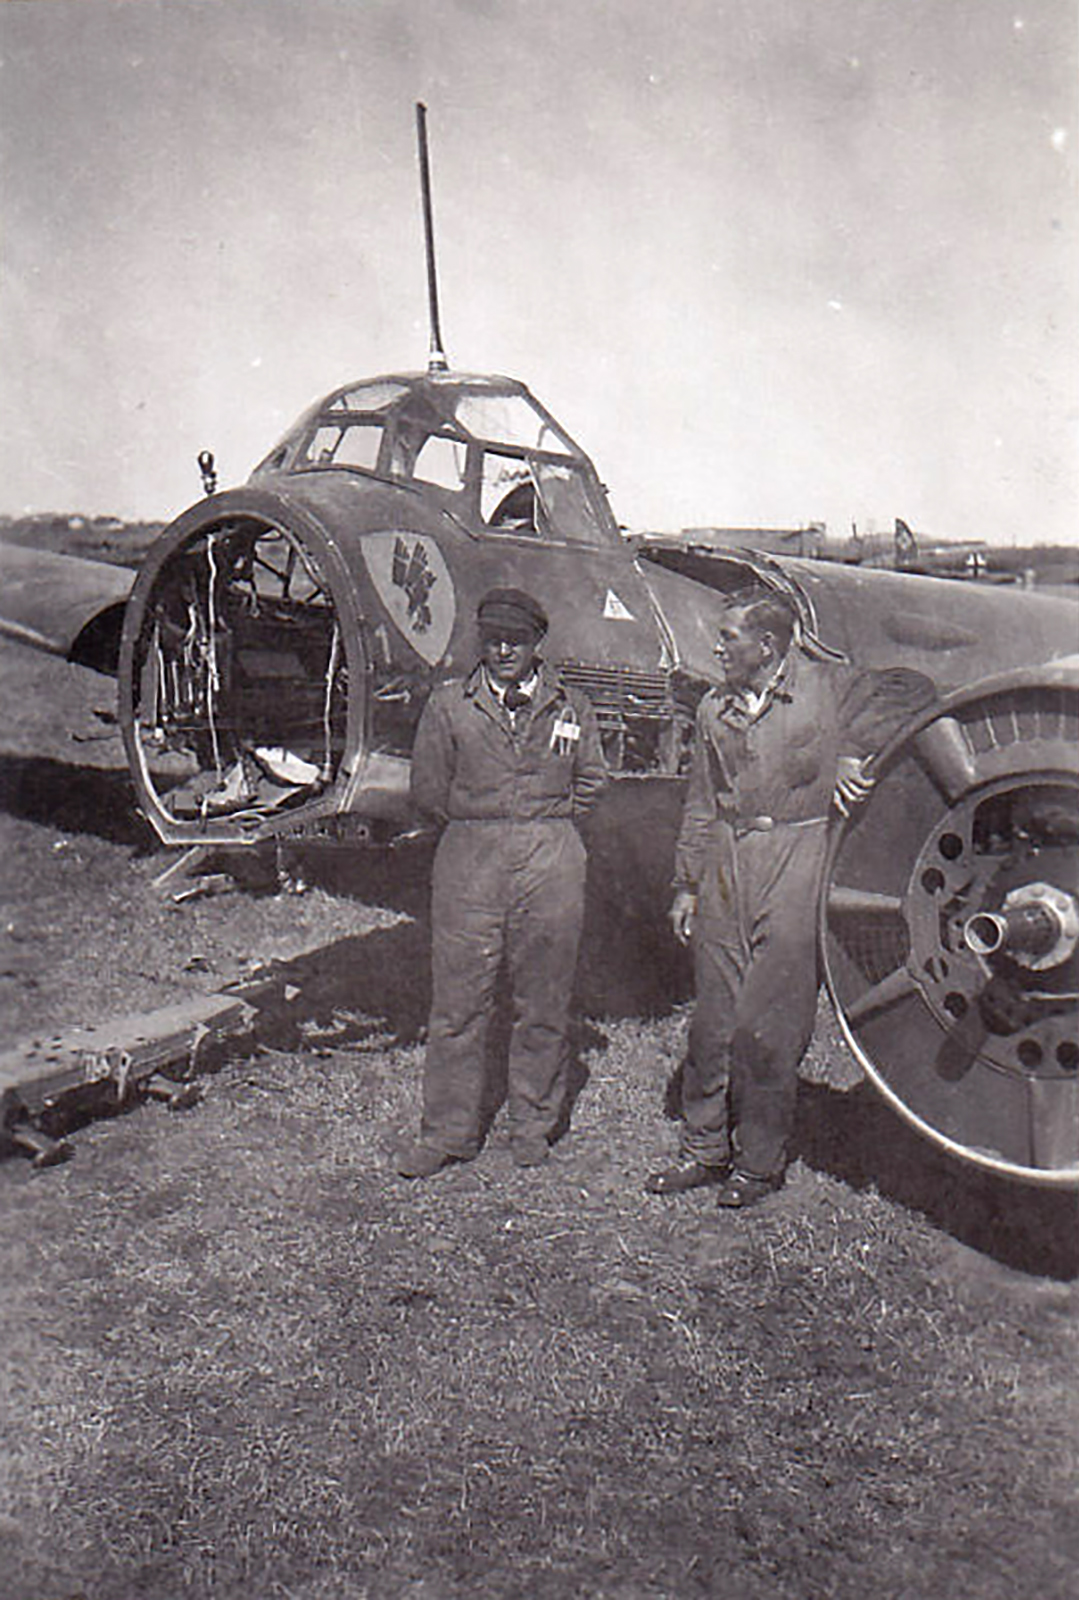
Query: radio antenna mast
[{"left": 415, "top": 102, "right": 448, "bottom": 373}]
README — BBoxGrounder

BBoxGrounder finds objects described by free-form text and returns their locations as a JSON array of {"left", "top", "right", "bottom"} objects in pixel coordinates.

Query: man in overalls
[
  {"left": 399, "top": 588, "right": 607, "bottom": 1177},
  {"left": 646, "top": 592, "right": 935, "bottom": 1209}
]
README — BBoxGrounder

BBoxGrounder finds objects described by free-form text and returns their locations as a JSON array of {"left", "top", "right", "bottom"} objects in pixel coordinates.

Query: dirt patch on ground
[{"left": 1, "top": 633, "right": 1077, "bottom": 1600}]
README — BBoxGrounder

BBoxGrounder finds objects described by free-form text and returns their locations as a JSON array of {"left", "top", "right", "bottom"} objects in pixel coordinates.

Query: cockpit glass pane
[
  {"left": 413, "top": 434, "right": 468, "bottom": 492},
  {"left": 302, "top": 421, "right": 383, "bottom": 470},
  {"left": 481, "top": 456, "right": 537, "bottom": 530},
  {"left": 480, "top": 450, "right": 607, "bottom": 544},
  {"left": 535, "top": 459, "right": 606, "bottom": 544},
  {"left": 327, "top": 381, "right": 411, "bottom": 414},
  {"left": 453, "top": 393, "right": 573, "bottom": 455}
]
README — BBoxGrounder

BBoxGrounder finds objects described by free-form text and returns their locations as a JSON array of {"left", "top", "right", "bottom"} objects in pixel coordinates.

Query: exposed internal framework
[
  {"left": 556, "top": 661, "right": 696, "bottom": 777},
  {"left": 124, "top": 520, "right": 352, "bottom": 841},
  {"left": 363, "top": 657, "right": 697, "bottom": 779}
]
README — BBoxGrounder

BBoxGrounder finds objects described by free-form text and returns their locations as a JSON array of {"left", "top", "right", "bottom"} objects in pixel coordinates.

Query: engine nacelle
[
  {"left": 822, "top": 664, "right": 1079, "bottom": 1186},
  {"left": 117, "top": 490, "right": 383, "bottom": 848}
]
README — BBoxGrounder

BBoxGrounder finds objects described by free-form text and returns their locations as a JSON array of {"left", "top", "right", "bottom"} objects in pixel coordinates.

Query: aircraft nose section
[{"left": 119, "top": 493, "right": 368, "bottom": 848}]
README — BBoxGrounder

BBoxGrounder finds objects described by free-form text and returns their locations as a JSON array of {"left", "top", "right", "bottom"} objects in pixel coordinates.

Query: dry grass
[
  {"left": 1, "top": 633, "right": 1077, "bottom": 1600},
  {"left": 2, "top": 972, "right": 1077, "bottom": 1600}
]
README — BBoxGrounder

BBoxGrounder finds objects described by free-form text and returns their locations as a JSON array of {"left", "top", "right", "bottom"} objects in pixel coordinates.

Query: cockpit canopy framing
[{"left": 251, "top": 372, "right": 619, "bottom": 549}]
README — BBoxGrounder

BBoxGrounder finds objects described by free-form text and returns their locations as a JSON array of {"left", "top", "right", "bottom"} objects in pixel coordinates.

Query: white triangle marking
[{"left": 603, "top": 589, "right": 635, "bottom": 621}]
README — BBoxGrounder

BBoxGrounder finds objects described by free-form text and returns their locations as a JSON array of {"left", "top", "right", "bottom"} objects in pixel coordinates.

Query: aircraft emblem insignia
[
  {"left": 603, "top": 589, "right": 635, "bottom": 621},
  {"left": 361, "top": 532, "right": 455, "bottom": 664},
  {"left": 392, "top": 535, "right": 437, "bottom": 631}
]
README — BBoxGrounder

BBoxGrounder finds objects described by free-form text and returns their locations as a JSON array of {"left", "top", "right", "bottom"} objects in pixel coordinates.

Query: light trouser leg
[
  {"left": 504, "top": 821, "right": 586, "bottom": 1146},
  {"left": 728, "top": 824, "right": 829, "bottom": 1178},
  {"left": 680, "top": 832, "right": 745, "bottom": 1166},
  {"left": 420, "top": 824, "right": 507, "bottom": 1157}
]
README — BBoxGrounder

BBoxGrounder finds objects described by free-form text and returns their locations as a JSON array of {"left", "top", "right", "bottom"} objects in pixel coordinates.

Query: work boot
[
  {"left": 714, "top": 1168, "right": 784, "bottom": 1209},
  {"left": 396, "top": 1140, "right": 460, "bottom": 1180},
  {"left": 645, "top": 1158, "right": 730, "bottom": 1195}
]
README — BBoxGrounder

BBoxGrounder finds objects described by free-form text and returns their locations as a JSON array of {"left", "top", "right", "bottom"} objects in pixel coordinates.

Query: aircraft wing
[{"left": 0, "top": 543, "right": 133, "bottom": 671}]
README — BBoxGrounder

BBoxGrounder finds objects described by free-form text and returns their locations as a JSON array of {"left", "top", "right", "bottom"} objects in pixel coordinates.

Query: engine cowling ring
[
  {"left": 118, "top": 490, "right": 368, "bottom": 847},
  {"left": 821, "top": 665, "right": 1079, "bottom": 1187}
]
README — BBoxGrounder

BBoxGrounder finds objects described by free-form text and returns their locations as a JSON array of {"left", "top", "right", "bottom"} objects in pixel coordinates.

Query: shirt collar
[
  {"left": 484, "top": 666, "right": 539, "bottom": 705},
  {"left": 718, "top": 649, "right": 796, "bottom": 725}
]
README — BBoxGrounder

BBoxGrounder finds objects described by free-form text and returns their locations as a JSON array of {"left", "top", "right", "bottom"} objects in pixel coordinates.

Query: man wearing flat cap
[{"left": 399, "top": 587, "right": 607, "bottom": 1178}]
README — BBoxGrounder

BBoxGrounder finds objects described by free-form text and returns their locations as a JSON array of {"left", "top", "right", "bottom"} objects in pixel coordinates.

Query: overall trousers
[
  {"left": 674, "top": 652, "right": 936, "bottom": 1177},
  {"left": 411, "top": 665, "right": 607, "bottom": 1158}
]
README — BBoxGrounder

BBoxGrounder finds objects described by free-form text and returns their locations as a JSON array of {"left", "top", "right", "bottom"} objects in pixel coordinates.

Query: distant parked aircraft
[
  {"left": 815, "top": 520, "right": 1078, "bottom": 590},
  {"left": 816, "top": 519, "right": 990, "bottom": 577},
  {"left": 680, "top": 520, "right": 999, "bottom": 579}
]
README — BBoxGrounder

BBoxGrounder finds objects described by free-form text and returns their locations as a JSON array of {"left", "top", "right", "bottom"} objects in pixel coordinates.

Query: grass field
[{"left": 1, "top": 637, "right": 1077, "bottom": 1600}]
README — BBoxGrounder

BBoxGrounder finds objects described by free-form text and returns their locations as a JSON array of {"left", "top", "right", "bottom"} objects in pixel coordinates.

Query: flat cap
[{"left": 476, "top": 587, "right": 548, "bottom": 636}]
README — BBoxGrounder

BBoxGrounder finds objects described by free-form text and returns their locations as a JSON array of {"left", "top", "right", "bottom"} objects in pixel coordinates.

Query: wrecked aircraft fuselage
[{"left": 1, "top": 367, "right": 1077, "bottom": 1187}]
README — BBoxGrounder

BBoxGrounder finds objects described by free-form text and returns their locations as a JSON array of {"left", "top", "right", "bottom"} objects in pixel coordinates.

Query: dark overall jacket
[
  {"left": 672, "top": 649, "right": 935, "bottom": 1176},
  {"left": 411, "top": 664, "right": 607, "bottom": 1157}
]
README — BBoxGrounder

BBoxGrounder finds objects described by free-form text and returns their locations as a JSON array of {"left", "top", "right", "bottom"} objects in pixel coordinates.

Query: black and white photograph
[{"left": 1, "top": 2, "right": 1076, "bottom": 1597}]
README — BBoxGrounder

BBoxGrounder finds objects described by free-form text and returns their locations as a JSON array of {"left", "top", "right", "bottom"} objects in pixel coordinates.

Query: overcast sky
[{"left": 1, "top": 0, "right": 1075, "bottom": 545}]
